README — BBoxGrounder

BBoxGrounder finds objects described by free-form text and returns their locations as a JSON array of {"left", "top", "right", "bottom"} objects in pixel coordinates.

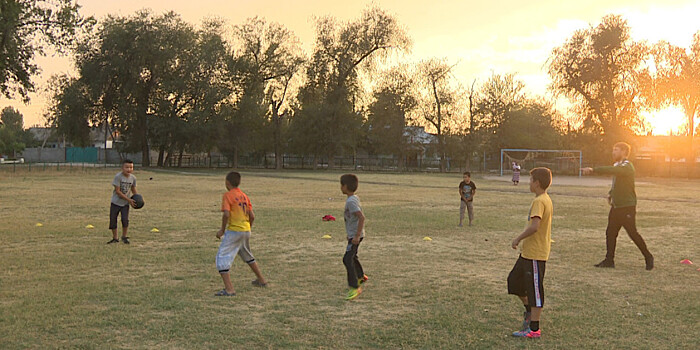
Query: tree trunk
[
  {"left": 438, "top": 135, "right": 446, "bottom": 173},
  {"left": 140, "top": 116, "right": 150, "bottom": 167},
  {"left": 157, "top": 148, "right": 165, "bottom": 167},
  {"left": 274, "top": 118, "right": 283, "bottom": 170},
  {"left": 163, "top": 152, "right": 171, "bottom": 168},
  {"left": 177, "top": 149, "right": 184, "bottom": 168},
  {"left": 328, "top": 153, "right": 335, "bottom": 169}
]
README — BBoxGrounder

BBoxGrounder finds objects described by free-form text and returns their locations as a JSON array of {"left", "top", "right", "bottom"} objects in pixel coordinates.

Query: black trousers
[
  {"left": 605, "top": 206, "right": 652, "bottom": 261},
  {"left": 343, "top": 238, "right": 364, "bottom": 288},
  {"left": 109, "top": 203, "right": 130, "bottom": 230}
]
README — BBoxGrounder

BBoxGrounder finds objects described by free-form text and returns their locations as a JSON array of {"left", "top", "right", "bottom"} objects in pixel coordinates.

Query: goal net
[{"left": 500, "top": 149, "right": 582, "bottom": 177}]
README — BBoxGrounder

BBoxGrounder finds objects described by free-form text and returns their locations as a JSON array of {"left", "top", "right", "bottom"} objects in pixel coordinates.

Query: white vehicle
[{"left": 0, "top": 157, "right": 25, "bottom": 164}]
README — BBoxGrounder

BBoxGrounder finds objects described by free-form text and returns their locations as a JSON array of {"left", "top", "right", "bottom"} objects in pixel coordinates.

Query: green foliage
[
  {"left": 220, "top": 17, "right": 305, "bottom": 166},
  {"left": 496, "top": 100, "right": 564, "bottom": 150},
  {"left": 474, "top": 73, "right": 526, "bottom": 152},
  {"left": 49, "top": 11, "right": 232, "bottom": 165},
  {"left": 366, "top": 65, "right": 417, "bottom": 159},
  {"left": 291, "top": 7, "right": 410, "bottom": 162},
  {"left": 0, "top": 106, "right": 33, "bottom": 155},
  {"left": 0, "top": 0, "right": 88, "bottom": 102}
]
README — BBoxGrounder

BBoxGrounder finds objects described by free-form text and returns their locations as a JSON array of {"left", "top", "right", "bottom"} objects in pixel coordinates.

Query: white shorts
[{"left": 215, "top": 230, "right": 255, "bottom": 273}]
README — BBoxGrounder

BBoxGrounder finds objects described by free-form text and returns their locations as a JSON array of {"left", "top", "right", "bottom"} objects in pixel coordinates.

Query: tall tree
[
  {"left": 44, "top": 74, "right": 93, "bottom": 147},
  {"left": 416, "top": 58, "right": 465, "bottom": 172},
  {"left": 0, "top": 105, "right": 34, "bottom": 156},
  {"left": 475, "top": 73, "right": 525, "bottom": 151},
  {"left": 149, "top": 19, "right": 231, "bottom": 167},
  {"left": 548, "top": 15, "right": 649, "bottom": 156},
  {"left": 499, "top": 99, "right": 564, "bottom": 149},
  {"left": 232, "top": 17, "right": 304, "bottom": 169},
  {"left": 0, "top": 0, "right": 88, "bottom": 102},
  {"left": 291, "top": 6, "right": 410, "bottom": 167},
  {"left": 49, "top": 11, "right": 230, "bottom": 166},
  {"left": 366, "top": 64, "right": 417, "bottom": 169},
  {"left": 649, "top": 33, "right": 700, "bottom": 171}
]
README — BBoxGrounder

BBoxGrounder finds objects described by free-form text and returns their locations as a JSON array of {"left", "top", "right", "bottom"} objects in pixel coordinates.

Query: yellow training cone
[
  {"left": 35, "top": 223, "right": 43, "bottom": 227},
  {"left": 85, "top": 224, "right": 95, "bottom": 229},
  {"left": 322, "top": 234, "right": 332, "bottom": 239},
  {"left": 150, "top": 228, "right": 160, "bottom": 233},
  {"left": 423, "top": 236, "right": 432, "bottom": 241}
]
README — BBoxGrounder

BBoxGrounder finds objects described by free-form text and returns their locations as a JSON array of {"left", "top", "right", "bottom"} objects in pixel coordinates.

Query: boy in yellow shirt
[{"left": 508, "top": 167, "right": 553, "bottom": 339}]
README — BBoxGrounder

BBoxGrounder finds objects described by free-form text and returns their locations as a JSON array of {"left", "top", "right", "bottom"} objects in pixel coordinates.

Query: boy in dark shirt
[{"left": 458, "top": 172, "right": 477, "bottom": 227}]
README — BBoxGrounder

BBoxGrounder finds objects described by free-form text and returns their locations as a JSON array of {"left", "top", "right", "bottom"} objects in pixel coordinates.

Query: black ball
[{"left": 131, "top": 194, "right": 145, "bottom": 209}]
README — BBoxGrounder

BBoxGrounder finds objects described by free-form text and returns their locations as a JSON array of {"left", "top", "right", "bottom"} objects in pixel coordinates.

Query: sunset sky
[{"left": 2, "top": 0, "right": 700, "bottom": 134}]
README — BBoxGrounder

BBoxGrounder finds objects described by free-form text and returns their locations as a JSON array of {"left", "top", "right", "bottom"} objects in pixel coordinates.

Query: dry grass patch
[{"left": 0, "top": 169, "right": 698, "bottom": 349}]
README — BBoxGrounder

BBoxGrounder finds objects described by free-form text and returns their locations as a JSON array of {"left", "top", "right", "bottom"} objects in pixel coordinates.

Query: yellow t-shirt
[
  {"left": 521, "top": 192, "right": 553, "bottom": 261},
  {"left": 221, "top": 188, "right": 252, "bottom": 232}
]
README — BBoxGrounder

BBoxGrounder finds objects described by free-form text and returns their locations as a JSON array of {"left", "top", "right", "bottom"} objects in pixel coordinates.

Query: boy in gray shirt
[
  {"left": 108, "top": 159, "right": 138, "bottom": 244},
  {"left": 340, "top": 174, "right": 367, "bottom": 300}
]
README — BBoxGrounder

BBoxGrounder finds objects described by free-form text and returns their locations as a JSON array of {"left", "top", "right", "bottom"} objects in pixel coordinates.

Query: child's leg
[
  {"left": 353, "top": 242, "right": 364, "bottom": 278},
  {"left": 238, "top": 233, "right": 266, "bottom": 284},
  {"left": 220, "top": 272, "right": 235, "bottom": 293},
  {"left": 343, "top": 240, "right": 360, "bottom": 288},
  {"left": 247, "top": 262, "right": 266, "bottom": 284},
  {"left": 216, "top": 231, "right": 243, "bottom": 293},
  {"left": 467, "top": 201, "right": 474, "bottom": 225},
  {"left": 120, "top": 205, "right": 130, "bottom": 238},
  {"left": 109, "top": 204, "right": 120, "bottom": 239},
  {"left": 459, "top": 201, "right": 466, "bottom": 225},
  {"left": 525, "top": 260, "right": 545, "bottom": 331},
  {"left": 530, "top": 306, "right": 542, "bottom": 322}
]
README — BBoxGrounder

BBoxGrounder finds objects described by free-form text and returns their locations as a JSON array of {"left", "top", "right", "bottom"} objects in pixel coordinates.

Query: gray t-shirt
[
  {"left": 111, "top": 172, "right": 136, "bottom": 206},
  {"left": 344, "top": 195, "right": 365, "bottom": 239}
]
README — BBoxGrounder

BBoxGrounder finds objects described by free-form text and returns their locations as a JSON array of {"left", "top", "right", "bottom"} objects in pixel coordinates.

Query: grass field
[{"left": 1, "top": 168, "right": 698, "bottom": 349}]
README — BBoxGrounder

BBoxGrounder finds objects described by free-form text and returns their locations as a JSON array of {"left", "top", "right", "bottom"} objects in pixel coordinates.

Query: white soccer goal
[{"left": 500, "top": 149, "right": 582, "bottom": 177}]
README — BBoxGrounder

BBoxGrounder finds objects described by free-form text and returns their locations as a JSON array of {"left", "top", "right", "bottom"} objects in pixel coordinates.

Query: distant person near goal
[
  {"left": 512, "top": 162, "right": 521, "bottom": 185},
  {"left": 582, "top": 142, "right": 654, "bottom": 270}
]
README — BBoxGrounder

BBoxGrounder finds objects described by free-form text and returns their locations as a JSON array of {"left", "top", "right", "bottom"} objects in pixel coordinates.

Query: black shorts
[
  {"left": 109, "top": 203, "right": 130, "bottom": 229},
  {"left": 507, "top": 255, "right": 546, "bottom": 307}
]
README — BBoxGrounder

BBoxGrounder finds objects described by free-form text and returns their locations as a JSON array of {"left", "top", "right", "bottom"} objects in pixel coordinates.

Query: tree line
[{"left": 2, "top": 1, "right": 699, "bottom": 170}]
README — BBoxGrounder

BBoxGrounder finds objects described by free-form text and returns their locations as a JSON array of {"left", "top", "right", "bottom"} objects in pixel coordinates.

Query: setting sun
[{"left": 642, "top": 105, "right": 688, "bottom": 135}]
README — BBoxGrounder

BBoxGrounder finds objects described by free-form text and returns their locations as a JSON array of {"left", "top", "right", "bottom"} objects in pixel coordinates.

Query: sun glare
[{"left": 642, "top": 105, "right": 687, "bottom": 135}]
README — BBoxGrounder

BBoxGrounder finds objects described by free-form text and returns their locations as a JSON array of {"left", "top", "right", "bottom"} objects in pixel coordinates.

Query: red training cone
[{"left": 680, "top": 259, "right": 693, "bottom": 265}]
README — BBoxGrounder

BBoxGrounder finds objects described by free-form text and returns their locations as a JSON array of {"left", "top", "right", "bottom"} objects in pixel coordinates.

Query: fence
[
  {"left": 161, "top": 154, "right": 470, "bottom": 172},
  {"left": 4, "top": 152, "right": 699, "bottom": 178},
  {"left": 0, "top": 162, "right": 121, "bottom": 174},
  {"left": 19, "top": 147, "right": 143, "bottom": 164}
]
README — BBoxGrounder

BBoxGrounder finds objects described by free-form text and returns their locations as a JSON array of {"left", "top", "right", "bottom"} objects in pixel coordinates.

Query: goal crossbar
[{"left": 500, "top": 149, "right": 582, "bottom": 177}]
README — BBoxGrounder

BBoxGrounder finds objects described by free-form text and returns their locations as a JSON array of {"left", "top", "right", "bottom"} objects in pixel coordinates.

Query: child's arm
[
  {"left": 511, "top": 217, "right": 541, "bottom": 249},
  {"left": 114, "top": 185, "right": 136, "bottom": 207},
  {"left": 248, "top": 209, "right": 255, "bottom": 228},
  {"left": 217, "top": 210, "right": 230, "bottom": 239},
  {"left": 131, "top": 183, "right": 138, "bottom": 195},
  {"left": 351, "top": 210, "right": 365, "bottom": 244}
]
